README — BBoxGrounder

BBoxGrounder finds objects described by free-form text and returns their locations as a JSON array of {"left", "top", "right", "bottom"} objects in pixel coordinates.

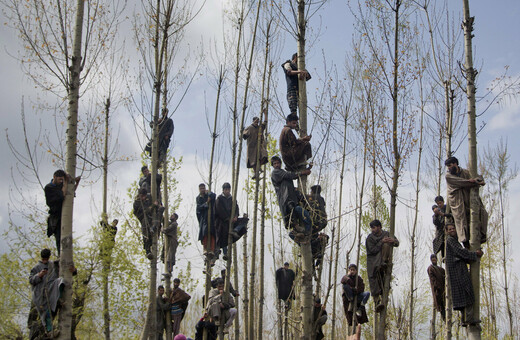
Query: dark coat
[
  {"left": 432, "top": 205, "right": 446, "bottom": 255},
  {"left": 195, "top": 319, "right": 217, "bottom": 340},
  {"left": 215, "top": 193, "right": 239, "bottom": 248},
  {"left": 366, "top": 230, "right": 399, "bottom": 296},
  {"left": 279, "top": 126, "right": 312, "bottom": 171},
  {"left": 313, "top": 306, "right": 327, "bottom": 340},
  {"left": 196, "top": 192, "right": 216, "bottom": 241},
  {"left": 133, "top": 195, "right": 153, "bottom": 229},
  {"left": 341, "top": 274, "right": 366, "bottom": 295},
  {"left": 44, "top": 180, "right": 64, "bottom": 237},
  {"left": 139, "top": 173, "right": 162, "bottom": 200},
  {"left": 276, "top": 267, "right": 296, "bottom": 301},
  {"left": 446, "top": 235, "right": 478, "bottom": 310},
  {"left": 271, "top": 167, "right": 301, "bottom": 228},
  {"left": 427, "top": 264, "right": 446, "bottom": 312}
]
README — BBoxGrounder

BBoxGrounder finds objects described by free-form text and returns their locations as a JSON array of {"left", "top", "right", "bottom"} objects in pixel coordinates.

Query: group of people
[
  {"left": 427, "top": 156, "right": 488, "bottom": 327},
  {"left": 156, "top": 279, "right": 191, "bottom": 339}
]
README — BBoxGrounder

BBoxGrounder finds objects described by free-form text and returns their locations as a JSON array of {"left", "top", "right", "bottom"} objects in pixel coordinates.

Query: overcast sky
[{"left": 1, "top": 0, "right": 520, "bottom": 333}]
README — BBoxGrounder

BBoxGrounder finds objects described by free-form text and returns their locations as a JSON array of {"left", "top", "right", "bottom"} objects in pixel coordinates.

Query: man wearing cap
[
  {"left": 445, "top": 156, "right": 488, "bottom": 247},
  {"left": 279, "top": 114, "right": 312, "bottom": 171}
]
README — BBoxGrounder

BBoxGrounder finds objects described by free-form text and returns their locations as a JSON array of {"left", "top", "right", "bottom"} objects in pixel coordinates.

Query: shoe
[
  {"left": 204, "top": 251, "right": 214, "bottom": 259},
  {"left": 162, "top": 273, "right": 172, "bottom": 278},
  {"left": 223, "top": 255, "right": 229, "bottom": 261},
  {"left": 356, "top": 309, "right": 362, "bottom": 317},
  {"left": 223, "top": 325, "right": 231, "bottom": 334},
  {"left": 375, "top": 303, "right": 385, "bottom": 313},
  {"left": 146, "top": 252, "right": 153, "bottom": 260}
]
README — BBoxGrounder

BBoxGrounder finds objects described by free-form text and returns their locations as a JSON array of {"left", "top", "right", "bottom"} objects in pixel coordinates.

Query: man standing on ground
[
  {"left": 44, "top": 169, "right": 80, "bottom": 255},
  {"left": 279, "top": 114, "right": 312, "bottom": 172},
  {"left": 170, "top": 278, "right": 191, "bottom": 336},
  {"left": 427, "top": 254, "right": 446, "bottom": 321},
  {"left": 445, "top": 156, "right": 487, "bottom": 247},
  {"left": 156, "top": 285, "right": 170, "bottom": 340},
  {"left": 366, "top": 219, "right": 399, "bottom": 313},
  {"left": 445, "top": 223, "right": 483, "bottom": 327}
]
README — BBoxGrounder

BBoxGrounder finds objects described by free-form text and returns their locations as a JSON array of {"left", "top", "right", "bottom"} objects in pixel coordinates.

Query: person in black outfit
[
  {"left": 44, "top": 169, "right": 80, "bottom": 255},
  {"left": 276, "top": 262, "right": 296, "bottom": 308},
  {"left": 281, "top": 53, "right": 311, "bottom": 115}
]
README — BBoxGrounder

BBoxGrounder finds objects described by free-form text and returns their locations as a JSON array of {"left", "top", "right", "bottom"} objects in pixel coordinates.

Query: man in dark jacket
[
  {"left": 281, "top": 53, "right": 311, "bottom": 115},
  {"left": 445, "top": 223, "right": 483, "bottom": 326},
  {"left": 341, "top": 264, "right": 370, "bottom": 317},
  {"left": 366, "top": 219, "right": 399, "bottom": 312},
  {"left": 275, "top": 262, "right": 296, "bottom": 307},
  {"left": 270, "top": 156, "right": 312, "bottom": 236},
  {"left": 197, "top": 183, "right": 217, "bottom": 263},
  {"left": 432, "top": 195, "right": 449, "bottom": 256},
  {"left": 156, "top": 285, "right": 170, "bottom": 340},
  {"left": 133, "top": 188, "right": 164, "bottom": 259},
  {"left": 313, "top": 298, "right": 327, "bottom": 340},
  {"left": 44, "top": 169, "right": 80, "bottom": 255},
  {"left": 195, "top": 313, "right": 217, "bottom": 340},
  {"left": 157, "top": 108, "right": 174, "bottom": 165},
  {"left": 139, "top": 165, "right": 162, "bottom": 202},
  {"left": 279, "top": 114, "right": 312, "bottom": 171},
  {"left": 215, "top": 183, "right": 248, "bottom": 259}
]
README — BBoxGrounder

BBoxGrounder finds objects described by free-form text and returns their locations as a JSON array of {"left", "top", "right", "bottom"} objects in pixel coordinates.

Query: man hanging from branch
[
  {"left": 280, "top": 114, "right": 313, "bottom": 172},
  {"left": 427, "top": 254, "right": 446, "bottom": 321},
  {"left": 445, "top": 156, "right": 487, "bottom": 248},
  {"left": 242, "top": 116, "right": 268, "bottom": 175},
  {"left": 445, "top": 223, "right": 483, "bottom": 327},
  {"left": 341, "top": 263, "right": 370, "bottom": 325},
  {"left": 366, "top": 219, "right": 399, "bottom": 313},
  {"left": 270, "top": 156, "right": 312, "bottom": 240},
  {"left": 281, "top": 53, "right": 311, "bottom": 116},
  {"left": 44, "top": 169, "right": 81, "bottom": 255},
  {"left": 196, "top": 183, "right": 217, "bottom": 265}
]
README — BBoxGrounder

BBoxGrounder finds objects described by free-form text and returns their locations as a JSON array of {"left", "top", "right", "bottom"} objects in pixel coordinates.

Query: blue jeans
[
  {"left": 343, "top": 284, "right": 370, "bottom": 305},
  {"left": 293, "top": 206, "right": 311, "bottom": 233}
]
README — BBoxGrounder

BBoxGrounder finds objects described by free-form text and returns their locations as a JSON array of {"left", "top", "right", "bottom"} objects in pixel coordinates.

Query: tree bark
[{"left": 57, "top": 1, "right": 85, "bottom": 338}]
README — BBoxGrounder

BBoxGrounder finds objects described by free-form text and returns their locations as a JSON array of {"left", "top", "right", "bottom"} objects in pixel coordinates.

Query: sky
[{"left": 1, "top": 0, "right": 520, "bottom": 335}]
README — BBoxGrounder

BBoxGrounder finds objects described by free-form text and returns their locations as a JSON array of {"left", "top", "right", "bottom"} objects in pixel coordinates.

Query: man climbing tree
[
  {"left": 281, "top": 53, "right": 311, "bottom": 116},
  {"left": 279, "top": 114, "right": 312, "bottom": 172}
]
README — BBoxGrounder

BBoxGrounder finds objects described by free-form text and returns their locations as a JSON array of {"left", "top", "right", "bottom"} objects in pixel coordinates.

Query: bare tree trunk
[
  {"left": 57, "top": 1, "right": 85, "bottom": 338},
  {"left": 461, "top": 1, "right": 481, "bottom": 339},
  {"left": 102, "top": 98, "right": 111, "bottom": 340}
]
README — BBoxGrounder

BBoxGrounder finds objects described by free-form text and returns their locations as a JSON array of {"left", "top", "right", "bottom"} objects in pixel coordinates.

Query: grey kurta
[
  {"left": 445, "top": 235, "right": 478, "bottom": 310},
  {"left": 446, "top": 168, "right": 488, "bottom": 244},
  {"left": 206, "top": 288, "right": 235, "bottom": 324},
  {"left": 29, "top": 260, "right": 64, "bottom": 327},
  {"left": 366, "top": 230, "right": 399, "bottom": 297},
  {"left": 162, "top": 219, "right": 178, "bottom": 270},
  {"left": 271, "top": 167, "right": 301, "bottom": 228},
  {"left": 243, "top": 122, "right": 268, "bottom": 169}
]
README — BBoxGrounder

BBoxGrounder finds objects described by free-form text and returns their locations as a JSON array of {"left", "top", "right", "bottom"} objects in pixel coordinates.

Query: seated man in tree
[
  {"left": 133, "top": 188, "right": 164, "bottom": 259},
  {"left": 445, "top": 223, "right": 483, "bottom": 327},
  {"left": 281, "top": 52, "right": 311, "bottom": 116},
  {"left": 427, "top": 254, "right": 446, "bottom": 321},
  {"left": 311, "top": 232, "right": 329, "bottom": 269},
  {"left": 196, "top": 183, "right": 217, "bottom": 264},
  {"left": 44, "top": 169, "right": 80, "bottom": 255},
  {"left": 139, "top": 165, "right": 162, "bottom": 202},
  {"left": 206, "top": 279, "right": 237, "bottom": 333},
  {"left": 28, "top": 249, "right": 76, "bottom": 339},
  {"left": 211, "top": 269, "right": 239, "bottom": 298},
  {"left": 305, "top": 184, "right": 327, "bottom": 232},
  {"left": 162, "top": 213, "right": 179, "bottom": 273},
  {"left": 313, "top": 297, "right": 327, "bottom": 340},
  {"left": 275, "top": 262, "right": 296, "bottom": 309},
  {"left": 279, "top": 114, "right": 312, "bottom": 171},
  {"left": 365, "top": 219, "right": 399, "bottom": 313},
  {"left": 445, "top": 156, "right": 487, "bottom": 247},
  {"left": 270, "top": 156, "right": 312, "bottom": 238},
  {"left": 341, "top": 264, "right": 370, "bottom": 325},
  {"left": 242, "top": 116, "right": 268, "bottom": 174}
]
